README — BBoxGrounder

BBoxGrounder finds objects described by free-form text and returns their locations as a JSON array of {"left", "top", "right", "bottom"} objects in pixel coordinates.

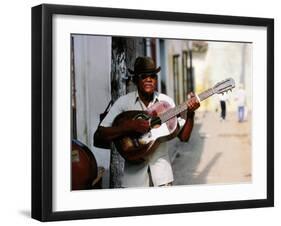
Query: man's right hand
[
  {"left": 125, "top": 119, "right": 150, "bottom": 134},
  {"left": 95, "top": 119, "right": 150, "bottom": 143}
]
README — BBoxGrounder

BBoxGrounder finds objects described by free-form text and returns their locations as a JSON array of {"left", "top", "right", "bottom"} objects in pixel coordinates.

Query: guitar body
[{"left": 112, "top": 101, "right": 179, "bottom": 162}]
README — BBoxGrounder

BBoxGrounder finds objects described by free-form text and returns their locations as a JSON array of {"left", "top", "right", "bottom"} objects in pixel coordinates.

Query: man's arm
[
  {"left": 94, "top": 119, "right": 150, "bottom": 143},
  {"left": 177, "top": 112, "right": 195, "bottom": 142},
  {"left": 177, "top": 92, "right": 200, "bottom": 142}
]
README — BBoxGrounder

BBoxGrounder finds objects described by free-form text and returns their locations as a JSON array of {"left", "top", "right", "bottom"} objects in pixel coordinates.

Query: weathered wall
[
  {"left": 110, "top": 37, "right": 145, "bottom": 188},
  {"left": 73, "top": 35, "right": 112, "bottom": 187}
]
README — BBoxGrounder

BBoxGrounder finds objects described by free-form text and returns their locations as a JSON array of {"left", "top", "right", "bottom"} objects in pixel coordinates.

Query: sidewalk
[{"left": 169, "top": 111, "right": 252, "bottom": 186}]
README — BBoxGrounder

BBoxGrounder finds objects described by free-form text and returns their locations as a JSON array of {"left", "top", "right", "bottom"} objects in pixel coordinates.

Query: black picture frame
[{"left": 31, "top": 3, "right": 274, "bottom": 222}]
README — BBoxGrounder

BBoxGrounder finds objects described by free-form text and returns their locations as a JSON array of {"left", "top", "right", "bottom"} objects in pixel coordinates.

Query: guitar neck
[
  {"left": 198, "top": 87, "right": 215, "bottom": 102},
  {"left": 159, "top": 88, "right": 215, "bottom": 123}
]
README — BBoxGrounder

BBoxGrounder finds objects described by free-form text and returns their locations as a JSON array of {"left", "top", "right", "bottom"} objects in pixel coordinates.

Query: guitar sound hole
[{"left": 135, "top": 113, "right": 150, "bottom": 121}]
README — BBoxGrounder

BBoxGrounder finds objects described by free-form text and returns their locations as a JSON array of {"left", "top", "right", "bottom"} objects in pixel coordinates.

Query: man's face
[{"left": 136, "top": 73, "right": 157, "bottom": 95}]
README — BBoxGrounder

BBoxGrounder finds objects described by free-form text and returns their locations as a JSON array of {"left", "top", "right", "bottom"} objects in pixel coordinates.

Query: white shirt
[
  {"left": 100, "top": 91, "right": 185, "bottom": 187},
  {"left": 219, "top": 93, "right": 228, "bottom": 101},
  {"left": 236, "top": 88, "right": 246, "bottom": 107}
]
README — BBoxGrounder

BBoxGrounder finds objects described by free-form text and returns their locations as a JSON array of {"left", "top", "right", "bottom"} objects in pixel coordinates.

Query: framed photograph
[{"left": 32, "top": 4, "right": 274, "bottom": 221}]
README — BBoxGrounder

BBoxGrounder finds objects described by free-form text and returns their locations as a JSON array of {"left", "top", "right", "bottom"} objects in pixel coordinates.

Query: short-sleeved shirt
[
  {"left": 100, "top": 91, "right": 185, "bottom": 187},
  {"left": 236, "top": 88, "right": 246, "bottom": 107}
]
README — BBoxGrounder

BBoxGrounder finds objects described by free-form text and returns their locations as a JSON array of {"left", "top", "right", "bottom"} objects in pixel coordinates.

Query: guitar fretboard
[
  {"left": 198, "top": 88, "right": 215, "bottom": 102},
  {"left": 159, "top": 88, "right": 215, "bottom": 123}
]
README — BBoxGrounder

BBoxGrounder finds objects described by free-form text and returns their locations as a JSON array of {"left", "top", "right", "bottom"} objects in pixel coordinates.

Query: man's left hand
[{"left": 187, "top": 92, "right": 200, "bottom": 112}]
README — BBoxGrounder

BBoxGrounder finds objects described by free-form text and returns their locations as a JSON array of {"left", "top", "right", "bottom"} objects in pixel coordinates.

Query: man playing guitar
[{"left": 94, "top": 56, "right": 200, "bottom": 187}]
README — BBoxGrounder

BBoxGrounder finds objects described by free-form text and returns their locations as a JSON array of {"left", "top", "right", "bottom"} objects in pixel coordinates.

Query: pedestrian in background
[
  {"left": 219, "top": 93, "right": 228, "bottom": 121},
  {"left": 236, "top": 84, "right": 247, "bottom": 122}
]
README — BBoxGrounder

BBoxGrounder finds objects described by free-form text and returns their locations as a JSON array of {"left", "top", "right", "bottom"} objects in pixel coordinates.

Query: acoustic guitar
[{"left": 112, "top": 78, "right": 235, "bottom": 163}]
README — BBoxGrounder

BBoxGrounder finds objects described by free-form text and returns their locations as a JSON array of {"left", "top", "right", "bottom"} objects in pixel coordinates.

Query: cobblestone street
[{"left": 169, "top": 111, "right": 252, "bottom": 186}]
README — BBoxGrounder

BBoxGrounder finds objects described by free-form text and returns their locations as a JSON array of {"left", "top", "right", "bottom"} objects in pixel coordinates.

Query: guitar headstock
[{"left": 213, "top": 78, "right": 235, "bottom": 95}]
